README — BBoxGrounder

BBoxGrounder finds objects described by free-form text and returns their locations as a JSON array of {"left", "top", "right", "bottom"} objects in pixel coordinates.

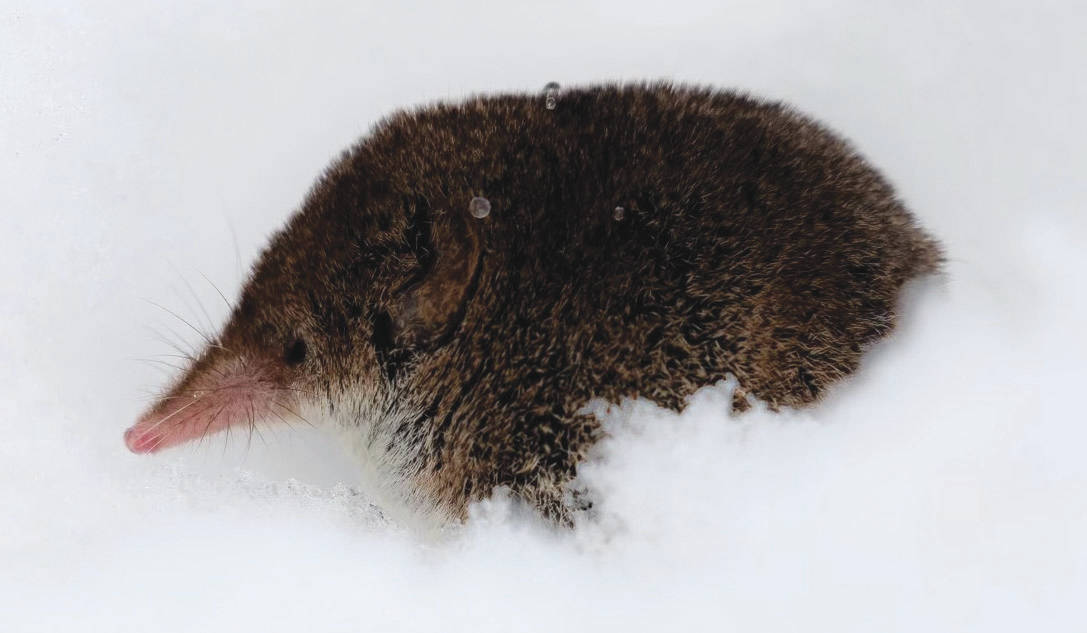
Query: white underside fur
[{"left": 299, "top": 388, "right": 454, "bottom": 536}]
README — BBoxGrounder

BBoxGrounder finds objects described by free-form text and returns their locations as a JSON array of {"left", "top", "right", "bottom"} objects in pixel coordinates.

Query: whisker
[
  {"left": 272, "top": 401, "right": 317, "bottom": 429},
  {"left": 252, "top": 419, "right": 268, "bottom": 446},
  {"left": 170, "top": 263, "right": 218, "bottom": 336},
  {"left": 129, "top": 357, "right": 186, "bottom": 372},
  {"left": 146, "top": 325, "right": 198, "bottom": 360},
  {"left": 147, "top": 352, "right": 198, "bottom": 362},
  {"left": 146, "top": 429, "right": 172, "bottom": 452},
  {"left": 199, "top": 271, "right": 235, "bottom": 311},
  {"left": 226, "top": 216, "right": 243, "bottom": 282},
  {"left": 141, "top": 365, "right": 177, "bottom": 379},
  {"left": 144, "top": 299, "right": 215, "bottom": 347},
  {"left": 198, "top": 403, "right": 228, "bottom": 449},
  {"left": 205, "top": 342, "right": 237, "bottom": 355},
  {"left": 245, "top": 396, "right": 255, "bottom": 453},
  {"left": 272, "top": 385, "right": 318, "bottom": 394},
  {"left": 268, "top": 408, "right": 296, "bottom": 432},
  {"left": 141, "top": 398, "right": 201, "bottom": 436}
]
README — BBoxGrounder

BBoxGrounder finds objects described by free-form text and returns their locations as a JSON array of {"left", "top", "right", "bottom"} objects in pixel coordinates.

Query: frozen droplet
[
  {"left": 613, "top": 206, "right": 625, "bottom": 221},
  {"left": 543, "top": 82, "right": 560, "bottom": 110},
  {"left": 469, "top": 196, "right": 491, "bottom": 218}
]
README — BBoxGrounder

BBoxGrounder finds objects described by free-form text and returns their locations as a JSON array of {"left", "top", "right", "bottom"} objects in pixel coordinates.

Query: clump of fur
[{"left": 131, "top": 82, "right": 943, "bottom": 525}]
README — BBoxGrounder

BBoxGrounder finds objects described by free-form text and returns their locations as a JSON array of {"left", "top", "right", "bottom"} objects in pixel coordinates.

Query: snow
[{"left": 2, "top": 1, "right": 1085, "bottom": 630}]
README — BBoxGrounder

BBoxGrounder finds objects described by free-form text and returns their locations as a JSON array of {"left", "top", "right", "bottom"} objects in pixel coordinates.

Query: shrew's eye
[{"left": 284, "top": 338, "right": 307, "bottom": 367}]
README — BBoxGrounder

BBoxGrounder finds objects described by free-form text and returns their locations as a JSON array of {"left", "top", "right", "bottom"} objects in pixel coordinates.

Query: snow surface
[{"left": 2, "top": 1, "right": 1085, "bottom": 631}]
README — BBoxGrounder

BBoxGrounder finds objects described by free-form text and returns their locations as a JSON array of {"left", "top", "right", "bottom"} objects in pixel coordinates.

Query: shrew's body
[{"left": 126, "top": 83, "right": 942, "bottom": 524}]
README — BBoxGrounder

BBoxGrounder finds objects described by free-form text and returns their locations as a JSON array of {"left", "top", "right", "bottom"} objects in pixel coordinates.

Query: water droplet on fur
[
  {"left": 469, "top": 196, "right": 491, "bottom": 218},
  {"left": 613, "top": 206, "right": 625, "bottom": 221},
  {"left": 543, "top": 82, "right": 560, "bottom": 110}
]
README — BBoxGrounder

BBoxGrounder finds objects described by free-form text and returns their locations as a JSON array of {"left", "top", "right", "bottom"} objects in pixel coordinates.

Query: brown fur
[{"left": 145, "top": 82, "right": 942, "bottom": 523}]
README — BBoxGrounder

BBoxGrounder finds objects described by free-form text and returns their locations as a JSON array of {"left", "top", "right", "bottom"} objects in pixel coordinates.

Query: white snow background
[{"left": 2, "top": 1, "right": 1085, "bottom": 631}]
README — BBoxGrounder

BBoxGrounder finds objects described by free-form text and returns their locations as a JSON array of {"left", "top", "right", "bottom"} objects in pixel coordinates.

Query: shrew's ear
[{"left": 386, "top": 205, "right": 483, "bottom": 349}]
